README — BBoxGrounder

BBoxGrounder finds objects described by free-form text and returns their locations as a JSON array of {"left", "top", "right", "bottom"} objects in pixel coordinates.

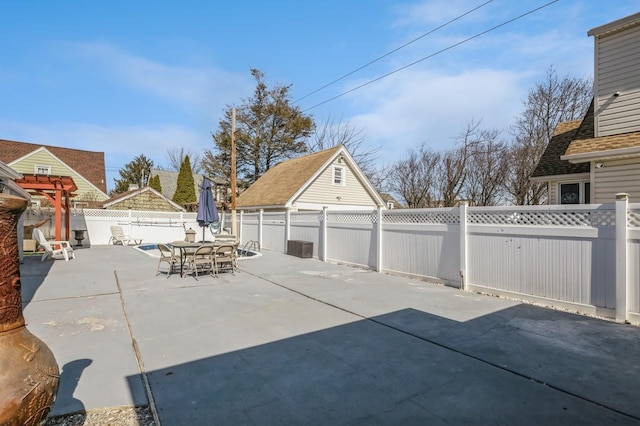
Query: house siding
[
  {"left": 594, "top": 24, "right": 640, "bottom": 137},
  {"left": 10, "top": 150, "right": 108, "bottom": 201},
  {"left": 297, "top": 160, "right": 376, "bottom": 206},
  {"left": 593, "top": 158, "right": 640, "bottom": 203}
]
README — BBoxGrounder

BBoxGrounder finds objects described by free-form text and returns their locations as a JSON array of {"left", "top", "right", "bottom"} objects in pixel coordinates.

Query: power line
[
  {"left": 294, "top": 0, "right": 494, "bottom": 104},
  {"left": 302, "top": 0, "right": 559, "bottom": 113}
]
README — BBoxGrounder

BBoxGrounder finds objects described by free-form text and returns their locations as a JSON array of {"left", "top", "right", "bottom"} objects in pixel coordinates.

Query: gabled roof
[
  {"left": 532, "top": 96, "right": 640, "bottom": 180},
  {"left": 101, "top": 186, "right": 185, "bottom": 211},
  {"left": 531, "top": 118, "right": 590, "bottom": 178},
  {"left": 237, "top": 145, "right": 384, "bottom": 210},
  {"left": 0, "top": 139, "right": 107, "bottom": 193}
]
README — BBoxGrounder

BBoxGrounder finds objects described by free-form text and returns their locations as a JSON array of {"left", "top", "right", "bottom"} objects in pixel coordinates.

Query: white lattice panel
[
  {"left": 468, "top": 210, "right": 615, "bottom": 227},
  {"left": 328, "top": 212, "right": 376, "bottom": 224},
  {"left": 383, "top": 211, "right": 459, "bottom": 224},
  {"left": 630, "top": 210, "right": 640, "bottom": 228},
  {"left": 77, "top": 209, "right": 130, "bottom": 218}
]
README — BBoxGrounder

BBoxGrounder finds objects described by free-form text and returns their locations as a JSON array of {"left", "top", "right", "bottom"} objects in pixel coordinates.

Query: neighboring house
[
  {"left": 101, "top": 186, "right": 185, "bottom": 212},
  {"left": 379, "top": 192, "right": 403, "bottom": 209},
  {"left": 150, "top": 169, "right": 226, "bottom": 209},
  {"left": 531, "top": 12, "right": 640, "bottom": 204},
  {"left": 0, "top": 139, "right": 108, "bottom": 206},
  {"left": 236, "top": 145, "right": 385, "bottom": 212}
]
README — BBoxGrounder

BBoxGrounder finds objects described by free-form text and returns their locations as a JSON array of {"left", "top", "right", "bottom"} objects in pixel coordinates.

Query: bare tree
[
  {"left": 462, "top": 128, "right": 509, "bottom": 206},
  {"left": 166, "top": 148, "right": 203, "bottom": 174},
  {"left": 505, "top": 66, "right": 592, "bottom": 205},
  {"left": 308, "top": 115, "right": 380, "bottom": 182},
  {"left": 388, "top": 142, "right": 441, "bottom": 208},
  {"left": 437, "top": 120, "right": 486, "bottom": 207}
]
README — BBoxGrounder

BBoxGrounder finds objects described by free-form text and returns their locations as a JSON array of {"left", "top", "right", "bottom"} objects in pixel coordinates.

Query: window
[
  {"left": 333, "top": 165, "right": 345, "bottom": 186},
  {"left": 35, "top": 165, "right": 51, "bottom": 175},
  {"left": 559, "top": 181, "right": 590, "bottom": 204}
]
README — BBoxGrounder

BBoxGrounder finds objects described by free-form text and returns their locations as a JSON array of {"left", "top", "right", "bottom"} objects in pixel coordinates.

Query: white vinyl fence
[
  {"left": 22, "top": 195, "right": 640, "bottom": 324},
  {"left": 239, "top": 195, "right": 640, "bottom": 324}
]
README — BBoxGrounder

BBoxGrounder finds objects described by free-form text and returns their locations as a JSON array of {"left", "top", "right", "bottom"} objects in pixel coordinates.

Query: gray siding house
[{"left": 532, "top": 12, "right": 640, "bottom": 204}]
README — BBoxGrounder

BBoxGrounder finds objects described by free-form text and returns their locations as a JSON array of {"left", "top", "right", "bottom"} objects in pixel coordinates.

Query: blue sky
[{"left": 1, "top": 1, "right": 639, "bottom": 192}]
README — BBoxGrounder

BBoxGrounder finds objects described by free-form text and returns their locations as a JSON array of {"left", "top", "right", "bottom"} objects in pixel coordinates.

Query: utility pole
[{"left": 231, "top": 108, "right": 237, "bottom": 236}]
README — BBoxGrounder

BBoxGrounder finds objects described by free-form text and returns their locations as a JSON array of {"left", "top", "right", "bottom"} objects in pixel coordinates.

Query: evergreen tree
[
  {"left": 111, "top": 154, "right": 154, "bottom": 195},
  {"left": 173, "top": 155, "right": 196, "bottom": 206},
  {"left": 203, "top": 68, "right": 314, "bottom": 186},
  {"left": 149, "top": 175, "right": 162, "bottom": 193}
]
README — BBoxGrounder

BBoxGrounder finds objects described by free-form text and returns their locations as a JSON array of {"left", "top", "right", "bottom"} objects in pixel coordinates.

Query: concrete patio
[{"left": 20, "top": 245, "right": 640, "bottom": 425}]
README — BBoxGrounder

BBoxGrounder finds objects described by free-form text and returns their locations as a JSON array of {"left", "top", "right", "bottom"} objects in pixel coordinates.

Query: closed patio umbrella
[{"left": 196, "top": 177, "right": 219, "bottom": 242}]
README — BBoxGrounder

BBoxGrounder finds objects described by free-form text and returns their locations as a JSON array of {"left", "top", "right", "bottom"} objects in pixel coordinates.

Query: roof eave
[
  {"left": 530, "top": 172, "right": 591, "bottom": 183},
  {"left": 561, "top": 146, "right": 640, "bottom": 163}
]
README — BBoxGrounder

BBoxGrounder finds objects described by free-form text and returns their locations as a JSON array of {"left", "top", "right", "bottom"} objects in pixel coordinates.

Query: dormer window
[
  {"left": 35, "top": 165, "right": 51, "bottom": 175},
  {"left": 333, "top": 165, "right": 345, "bottom": 186}
]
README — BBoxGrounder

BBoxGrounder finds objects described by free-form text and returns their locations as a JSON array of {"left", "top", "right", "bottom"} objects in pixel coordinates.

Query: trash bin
[{"left": 287, "top": 240, "right": 313, "bottom": 258}]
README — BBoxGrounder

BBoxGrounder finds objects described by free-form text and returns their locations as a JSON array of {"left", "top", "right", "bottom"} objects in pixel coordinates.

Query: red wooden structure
[{"left": 15, "top": 174, "right": 77, "bottom": 241}]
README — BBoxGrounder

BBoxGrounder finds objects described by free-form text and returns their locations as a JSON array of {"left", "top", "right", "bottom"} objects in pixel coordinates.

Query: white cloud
[
  {"left": 346, "top": 68, "right": 527, "bottom": 163},
  {"left": 66, "top": 41, "right": 251, "bottom": 113}
]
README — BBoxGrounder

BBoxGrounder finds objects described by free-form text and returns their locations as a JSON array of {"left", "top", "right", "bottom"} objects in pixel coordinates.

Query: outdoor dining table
[
  {"left": 170, "top": 240, "right": 211, "bottom": 277},
  {"left": 171, "top": 239, "right": 239, "bottom": 277}
]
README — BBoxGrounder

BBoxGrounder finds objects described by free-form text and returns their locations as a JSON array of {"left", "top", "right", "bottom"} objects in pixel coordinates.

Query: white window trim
[
  {"left": 333, "top": 165, "right": 346, "bottom": 186},
  {"left": 35, "top": 165, "right": 51, "bottom": 175}
]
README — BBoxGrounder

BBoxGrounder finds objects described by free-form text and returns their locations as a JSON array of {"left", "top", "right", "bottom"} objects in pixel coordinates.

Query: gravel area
[{"left": 45, "top": 406, "right": 155, "bottom": 426}]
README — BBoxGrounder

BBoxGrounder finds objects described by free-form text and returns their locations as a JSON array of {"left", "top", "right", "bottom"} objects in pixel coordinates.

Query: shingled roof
[
  {"left": 0, "top": 139, "right": 107, "bottom": 193},
  {"left": 237, "top": 146, "right": 342, "bottom": 208},
  {"left": 533, "top": 97, "right": 640, "bottom": 179},
  {"left": 531, "top": 101, "right": 594, "bottom": 178}
]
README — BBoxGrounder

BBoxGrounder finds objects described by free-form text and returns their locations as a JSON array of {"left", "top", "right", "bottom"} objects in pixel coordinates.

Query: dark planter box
[{"left": 287, "top": 240, "right": 313, "bottom": 258}]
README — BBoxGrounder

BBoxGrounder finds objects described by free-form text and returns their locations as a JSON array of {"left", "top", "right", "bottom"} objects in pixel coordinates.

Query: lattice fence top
[
  {"left": 75, "top": 209, "right": 131, "bottom": 218},
  {"left": 383, "top": 210, "right": 459, "bottom": 224},
  {"left": 328, "top": 211, "right": 377, "bottom": 224},
  {"left": 39, "top": 206, "right": 633, "bottom": 228},
  {"left": 468, "top": 209, "right": 616, "bottom": 227},
  {"left": 629, "top": 209, "right": 640, "bottom": 228}
]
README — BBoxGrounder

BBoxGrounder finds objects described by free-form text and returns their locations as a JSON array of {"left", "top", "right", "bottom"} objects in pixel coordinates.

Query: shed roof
[{"left": 237, "top": 146, "right": 342, "bottom": 208}]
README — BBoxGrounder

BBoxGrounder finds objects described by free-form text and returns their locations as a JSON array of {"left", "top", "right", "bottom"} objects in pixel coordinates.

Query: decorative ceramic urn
[{"left": 0, "top": 194, "right": 59, "bottom": 425}]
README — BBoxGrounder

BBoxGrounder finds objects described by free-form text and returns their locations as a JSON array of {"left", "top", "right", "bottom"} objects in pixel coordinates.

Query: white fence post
[
  {"left": 376, "top": 207, "right": 383, "bottom": 272},
  {"left": 616, "top": 193, "right": 629, "bottom": 322},
  {"left": 258, "top": 209, "right": 264, "bottom": 250},
  {"left": 285, "top": 209, "right": 291, "bottom": 249},
  {"left": 322, "top": 206, "right": 328, "bottom": 262},
  {"left": 239, "top": 210, "right": 244, "bottom": 245},
  {"left": 459, "top": 201, "right": 468, "bottom": 291}
]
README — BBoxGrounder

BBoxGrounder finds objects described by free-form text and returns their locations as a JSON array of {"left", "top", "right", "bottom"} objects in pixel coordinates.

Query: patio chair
[
  {"left": 183, "top": 244, "right": 215, "bottom": 280},
  {"left": 214, "top": 244, "right": 237, "bottom": 275},
  {"left": 214, "top": 234, "right": 238, "bottom": 245},
  {"left": 156, "top": 244, "right": 180, "bottom": 278},
  {"left": 109, "top": 226, "right": 142, "bottom": 246},
  {"left": 33, "top": 228, "right": 75, "bottom": 262}
]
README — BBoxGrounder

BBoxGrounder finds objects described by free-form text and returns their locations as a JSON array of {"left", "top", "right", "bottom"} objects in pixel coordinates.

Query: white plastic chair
[
  {"left": 109, "top": 226, "right": 142, "bottom": 246},
  {"left": 33, "top": 228, "right": 75, "bottom": 262}
]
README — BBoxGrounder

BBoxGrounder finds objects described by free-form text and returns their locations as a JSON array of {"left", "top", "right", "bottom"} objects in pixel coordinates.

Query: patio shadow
[{"left": 128, "top": 306, "right": 640, "bottom": 425}]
